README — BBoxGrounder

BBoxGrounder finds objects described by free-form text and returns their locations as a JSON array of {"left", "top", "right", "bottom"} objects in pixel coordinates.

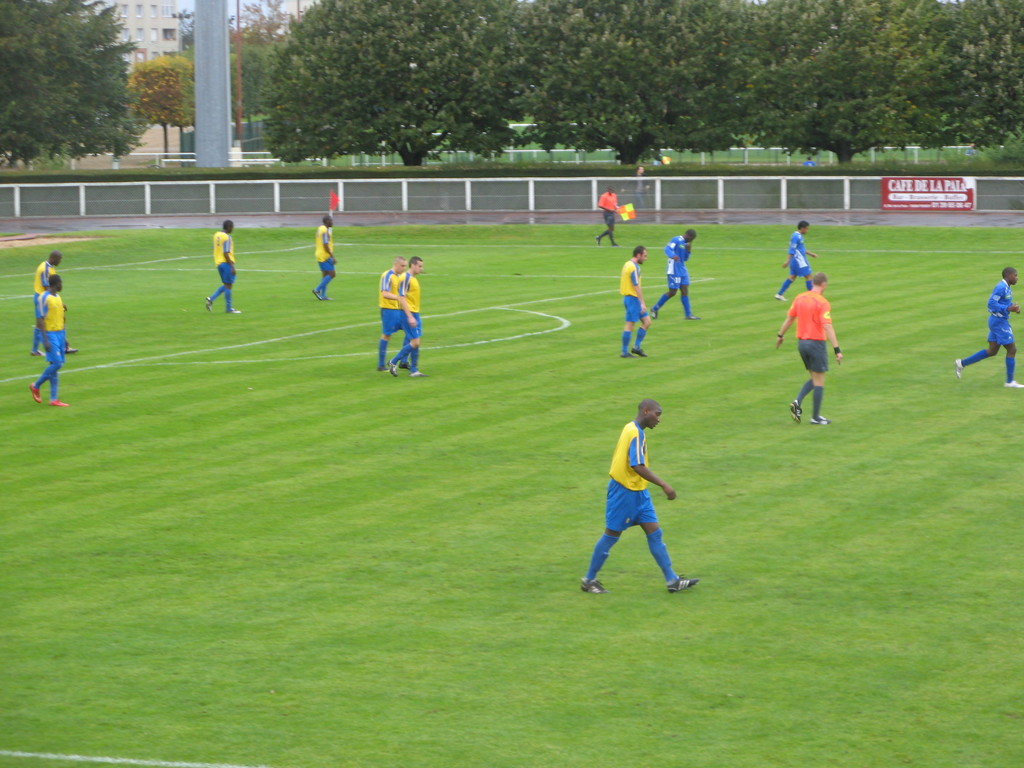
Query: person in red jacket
[{"left": 595, "top": 186, "right": 620, "bottom": 247}]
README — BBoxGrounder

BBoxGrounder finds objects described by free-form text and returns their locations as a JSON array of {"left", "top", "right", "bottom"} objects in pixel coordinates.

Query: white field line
[
  {"left": 0, "top": 751, "right": 271, "bottom": 768},
  {"left": 0, "top": 289, "right": 612, "bottom": 384}
]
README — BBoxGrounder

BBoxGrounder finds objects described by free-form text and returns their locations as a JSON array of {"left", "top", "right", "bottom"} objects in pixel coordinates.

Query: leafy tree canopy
[
  {"left": 0, "top": 0, "right": 142, "bottom": 166},
  {"left": 264, "top": 0, "right": 522, "bottom": 166}
]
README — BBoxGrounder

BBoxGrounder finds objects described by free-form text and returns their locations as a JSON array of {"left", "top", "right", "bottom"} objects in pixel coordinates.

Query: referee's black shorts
[{"left": 798, "top": 338, "right": 828, "bottom": 372}]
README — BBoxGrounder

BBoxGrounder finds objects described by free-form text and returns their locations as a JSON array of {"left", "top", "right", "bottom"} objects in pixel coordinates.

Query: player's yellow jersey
[
  {"left": 378, "top": 270, "right": 402, "bottom": 310},
  {"left": 402, "top": 274, "right": 421, "bottom": 313},
  {"left": 620, "top": 259, "right": 641, "bottom": 297},
  {"left": 34, "top": 261, "right": 57, "bottom": 295},
  {"left": 315, "top": 225, "right": 333, "bottom": 263},
  {"left": 37, "top": 292, "right": 65, "bottom": 332},
  {"left": 213, "top": 231, "right": 233, "bottom": 265},
  {"left": 609, "top": 420, "right": 648, "bottom": 491}
]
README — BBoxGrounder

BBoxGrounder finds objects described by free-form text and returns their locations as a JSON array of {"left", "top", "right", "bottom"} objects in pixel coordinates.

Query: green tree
[
  {"left": 0, "top": 0, "right": 142, "bottom": 166},
  {"left": 521, "top": 0, "right": 753, "bottom": 165},
  {"left": 128, "top": 56, "right": 195, "bottom": 156},
  {"left": 240, "top": 0, "right": 290, "bottom": 45},
  {"left": 265, "top": 0, "right": 521, "bottom": 166},
  {"left": 747, "top": 0, "right": 949, "bottom": 163},
  {"left": 940, "top": 0, "right": 1024, "bottom": 147}
]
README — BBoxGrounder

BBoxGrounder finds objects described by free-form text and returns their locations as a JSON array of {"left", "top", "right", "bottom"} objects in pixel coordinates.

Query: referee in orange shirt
[{"left": 775, "top": 272, "right": 843, "bottom": 425}]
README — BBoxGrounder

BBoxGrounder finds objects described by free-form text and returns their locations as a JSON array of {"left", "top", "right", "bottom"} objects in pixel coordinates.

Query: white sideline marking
[
  {"left": 0, "top": 291, "right": 602, "bottom": 384},
  {"left": 0, "top": 751, "right": 271, "bottom": 768}
]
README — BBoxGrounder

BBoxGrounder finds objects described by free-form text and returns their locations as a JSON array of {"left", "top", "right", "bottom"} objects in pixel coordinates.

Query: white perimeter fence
[{"left": 2, "top": 176, "right": 1023, "bottom": 218}]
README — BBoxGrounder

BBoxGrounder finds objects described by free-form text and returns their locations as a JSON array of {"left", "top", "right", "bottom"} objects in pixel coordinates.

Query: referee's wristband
[
  {"left": 834, "top": 346, "right": 841, "bottom": 354},
  {"left": 777, "top": 333, "right": 784, "bottom": 338}
]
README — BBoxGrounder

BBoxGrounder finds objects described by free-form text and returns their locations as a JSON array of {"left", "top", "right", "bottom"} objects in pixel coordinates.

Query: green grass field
[{"left": 2, "top": 222, "right": 1023, "bottom": 768}]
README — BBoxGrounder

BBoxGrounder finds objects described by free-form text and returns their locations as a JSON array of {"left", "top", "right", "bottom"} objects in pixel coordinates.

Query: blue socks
[
  {"left": 35, "top": 362, "right": 62, "bottom": 400},
  {"left": 805, "top": 279, "right": 813, "bottom": 290},
  {"left": 378, "top": 339, "right": 388, "bottom": 367},
  {"left": 209, "top": 285, "right": 225, "bottom": 303},
  {"left": 391, "top": 343, "right": 413, "bottom": 367},
  {"left": 635, "top": 328, "right": 647, "bottom": 348},
  {"left": 410, "top": 347, "right": 420, "bottom": 372},
  {"left": 646, "top": 528, "right": 677, "bottom": 583},
  {"left": 778, "top": 278, "right": 793, "bottom": 295},
  {"left": 586, "top": 534, "right": 619, "bottom": 580},
  {"left": 621, "top": 331, "right": 631, "bottom": 354},
  {"left": 653, "top": 293, "right": 669, "bottom": 312},
  {"left": 1008, "top": 357, "right": 1016, "bottom": 383},
  {"left": 315, "top": 274, "right": 332, "bottom": 297},
  {"left": 224, "top": 288, "right": 232, "bottom": 311},
  {"left": 681, "top": 295, "right": 692, "bottom": 316},
  {"left": 962, "top": 349, "right": 991, "bottom": 366}
]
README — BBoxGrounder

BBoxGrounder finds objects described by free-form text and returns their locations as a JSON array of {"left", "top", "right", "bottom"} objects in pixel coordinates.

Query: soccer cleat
[
  {"left": 312, "top": 289, "right": 324, "bottom": 301},
  {"left": 954, "top": 359, "right": 963, "bottom": 379},
  {"left": 790, "top": 399, "right": 802, "bottom": 423},
  {"left": 774, "top": 293, "right": 787, "bottom": 301},
  {"left": 30, "top": 350, "right": 42, "bottom": 356},
  {"left": 594, "top": 235, "right": 601, "bottom": 246},
  {"left": 1005, "top": 381, "right": 1024, "bottom": 388},
  {"left": 810, "top": 415, "right": 832, "bottom": 425},
  {"left": 321, "top": 296, "right": 333, "bottom": 301},
  {"left": 65, "top": 347, "right": 78, "bottom": 354},
  {"left": 685, "top": 315, "right": 701, "bottom": 320},
  {"left": 387, "top": 361, "right": 399, "bottom": 377},
  {"left": 650, "top": 306, "right": 659, "bottom": 320},
  {"left": 667, "top": 577, "right": 700, "bottom": 592},
  {"left": 30, "top": 385, "right": 42, "bottom": 403},
  {"left": 409, "top": 371, "right": 428, "bottom": 377},
  {"left": 630, "top": 347, "right": 648, "bottom": 357},
  {"left": 226, "top": 309, "right": 242, "bottom": 314},
  {"left": 581, "top": 577, "right": 609, "bottom": 594},
  {"left": 377, "top": 365, "right": 386, "bottom": 371},
  {"left": 399, "top": 360, "right": 410, "bottom": 370},
  {"left": 205, "top": 296, "right": 212, "bottom": 311},
  {"left": 620, "top": 352, "right": 632, "bottom": 358},
  {"left": 49, "top": 399, "right": 69, "bottom": 407}
]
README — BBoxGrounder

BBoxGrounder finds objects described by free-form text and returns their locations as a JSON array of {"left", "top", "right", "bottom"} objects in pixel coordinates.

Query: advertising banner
[{"left": 881, "top": 177, "right": 976, "bottom": 211}]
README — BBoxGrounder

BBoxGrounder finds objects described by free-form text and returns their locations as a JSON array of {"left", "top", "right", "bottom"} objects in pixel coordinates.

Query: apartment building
[{"left": 113, "top": 1, "right": 182, "bottom": 63}]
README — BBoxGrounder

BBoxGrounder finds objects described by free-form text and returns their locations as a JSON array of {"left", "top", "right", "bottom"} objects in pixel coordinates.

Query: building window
[
  {"left": 162, "top": 5, "right": 172, "bottom": 17},
  {"left": 150, "top": 28, "right": 158, "bottom": 42},
  {"left": 136, "top": 5, "right": 143, "bottom": 17},
  {"left": 162, "top": 28, "right": 176, "bottom": 41},
  {"left": 122, "top": 28, "right": 130, "bottom": 41},
  {"left": 122, "top": 4, "right": 128, "bottom": 16},
  {"left": 136, "top": 28, "right": 144, "bottom": 41},
  {"left": 151, "top": 5, "right": 157, "bottom": 17}
]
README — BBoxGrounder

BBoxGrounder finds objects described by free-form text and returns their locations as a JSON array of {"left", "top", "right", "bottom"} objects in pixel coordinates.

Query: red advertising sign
[{"left": 881, "top": 177, "right": 976, "bottom": 211}]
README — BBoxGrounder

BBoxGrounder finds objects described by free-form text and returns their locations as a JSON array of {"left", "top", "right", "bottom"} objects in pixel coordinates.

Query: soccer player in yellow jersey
[
  {"left": 387, "top": 256, "right": 426, "bottom": 377},
  {"left": 312, "top": 215, "right": 336, "bottom": 301},
  {"left": 581, "top": 399, "right": 699, "bottom": 594},
  {"left": 31, "top": 250, "right": 77, "bottom": 356},
  {"left": 30, "top": 275, "right": 70, "bottom": 407},
  {"left": 377, "top": 256, "right": 411, "bottom": 371},
  {"left": 620, "top": 245, "right": 652, "bottom": 358},
  {"left": 205, "top": 220, "right": 241, "bottom": 314}
]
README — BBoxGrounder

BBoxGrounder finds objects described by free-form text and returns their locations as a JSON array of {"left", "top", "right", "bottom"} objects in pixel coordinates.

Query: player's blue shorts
[
  {"left": 400, "top": 312, "right": 422, "bottom": 340},
  {"left": 988, "top": 316, "right": 1014, "bottom": 346},
  {"left": 217, "top": 262, "right": 234, "bottom": 284},
  {"left": 317, "top": 259, "right": 334, "bottom": 273},
  {"left": 381, "top": 308, "right": 403, "bottom": 336},
  {"left": 605, "top": 479, "right": 657, "bottom": 531},
  {"left": 623, "top": 295, "right": 649, "bottom": 323},
  {"left": 44, "top": 330, "right": 66, "bottom": 365},
  {"left": 668, "top": 269, "right": 689, "bottom": 289},
  {"left": 788, "top": 257, "right": 812, "bottom": 277}
]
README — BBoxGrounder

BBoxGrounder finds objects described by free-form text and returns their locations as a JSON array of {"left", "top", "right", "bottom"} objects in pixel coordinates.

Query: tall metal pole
[
  {"left": 194, "top": 0, "right": 231, "bottom": 167},
  {"left": 235, "top": 0, "right": 244, "bottom": 152}
]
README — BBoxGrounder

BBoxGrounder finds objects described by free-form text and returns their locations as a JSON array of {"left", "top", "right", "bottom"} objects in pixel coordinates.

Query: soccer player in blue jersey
[
  {"left": 30, "top": 275, "right": 70, "bottom": 407},
  {"left": 774, "top": 221, "right": 818, "bottom": 301},
  {"left": 387, "top": 256, "right": 427, "bottom": 377},
  {"left": 581, "top": 399, "right": 700, "bottom": 594},
  {"left": 955, "top": 267, "right": 1024, "bottom": 388},
  {"left": 378, "top": 256, "right": 412, "bottom": 371},
  {"left": 619, "top": 246, "right": 651, "bottom": 358},
  {"left": 312, "top": 215, "right": 335, "bottom": 300},
  {"left": 650, "top": 229, "right": 700, "bottom": 320},
  {"left": 206, "top": 220, "right": 241, "bottom": 314}
]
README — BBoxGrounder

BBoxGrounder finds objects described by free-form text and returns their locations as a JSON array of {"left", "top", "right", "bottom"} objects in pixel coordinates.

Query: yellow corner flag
[{"left": 617, "top": 204, "right": 636, "bottom": 221}]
